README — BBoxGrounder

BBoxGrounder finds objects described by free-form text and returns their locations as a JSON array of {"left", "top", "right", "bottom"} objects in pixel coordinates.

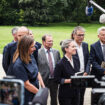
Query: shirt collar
[
  {"left": 74, "top": 40, "right": 82, "bottom": 47},
  {"left": 44, "top": 47, "right": 52, "bottom": 53},
  {"left": 65, "top": 55, "right": 73, "bottom": 62},
  {"left": 100, "top": 40, "right": 105, "bottom": 46}
]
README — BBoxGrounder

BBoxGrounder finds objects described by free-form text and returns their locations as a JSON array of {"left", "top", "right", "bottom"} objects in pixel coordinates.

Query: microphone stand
[{"left": 89, "top": 0, "right": 105, "bottom": 13}]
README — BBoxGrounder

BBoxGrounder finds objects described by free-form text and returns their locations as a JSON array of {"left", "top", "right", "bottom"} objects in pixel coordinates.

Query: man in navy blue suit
[
  {"left": 90, "top": 26, "right": 105, "bottom": 81},
  {"left": 71, "top": 26, "right": 90, "bottom": 105},
  {"left": 2, "top": 26, "right": 29, "bottom": 74}
]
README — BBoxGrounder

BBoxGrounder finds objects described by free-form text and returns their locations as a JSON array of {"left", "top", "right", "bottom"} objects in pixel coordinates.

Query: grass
[{"left": 0, "top": 23, "right": 104, "bottom": 56}]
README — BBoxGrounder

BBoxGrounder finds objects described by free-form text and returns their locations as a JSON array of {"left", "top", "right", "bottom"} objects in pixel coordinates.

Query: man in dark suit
[
  {"left": 38, "top": 34, "right": 60, "bottom": 105},
  {"left": 2, "top": 26, "right": 29, "bottom": 73},
  {"left": 90, "top": 26, "right": 105, "bottom": 81},
  {"left": 72, "top": 26, "right": 90, "bottom": 105}
]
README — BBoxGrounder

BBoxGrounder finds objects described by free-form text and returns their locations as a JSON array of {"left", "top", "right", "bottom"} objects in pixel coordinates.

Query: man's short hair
[
  {"left": 73, "top": 26, "right": 85, "bottom": 35},
  {"left": 12, "top": 27, "right": 19, "bottom": 35},
  {"left": 42, "top": 34, "right": 52, "bottom": 41},
  {"left": 97, "top": 26, "right": 105, "bottom": 35}
]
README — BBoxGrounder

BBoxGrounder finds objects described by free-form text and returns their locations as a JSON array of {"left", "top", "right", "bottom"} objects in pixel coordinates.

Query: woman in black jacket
[{"left": 54, "top": 39, "right": 80, "bottom": 105}]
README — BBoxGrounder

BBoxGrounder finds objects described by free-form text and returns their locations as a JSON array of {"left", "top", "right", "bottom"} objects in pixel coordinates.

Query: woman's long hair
[{"left": 13, "top": 36, "right": 34, "bottom": 64}]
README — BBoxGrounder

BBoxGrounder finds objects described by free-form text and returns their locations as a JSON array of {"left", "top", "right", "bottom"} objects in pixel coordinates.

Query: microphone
[
  {"left": 85, "top": 6, "right": 93, "bottom": 16},
  {"left": 99, "top": 14, "right": 105, "bottom": 24},
  {"left": 32, "top": 88, "right": 48, "bottom": 105},
  {"left": 85, "top": 0, "right": 93, "bottom": 16}
]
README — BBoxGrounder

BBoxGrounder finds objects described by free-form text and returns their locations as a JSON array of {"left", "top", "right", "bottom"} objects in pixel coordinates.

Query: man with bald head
[
  {"left": 2, "top": 26, "right": 29, "bottom": 73},
  {"left": 17, "top": 26, "right": 29, "bottom": 40}
]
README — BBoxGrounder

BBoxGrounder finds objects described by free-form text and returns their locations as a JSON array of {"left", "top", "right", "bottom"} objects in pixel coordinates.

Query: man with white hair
[{"left": 90, "top": 26, "right": 105, "bottom": 81}]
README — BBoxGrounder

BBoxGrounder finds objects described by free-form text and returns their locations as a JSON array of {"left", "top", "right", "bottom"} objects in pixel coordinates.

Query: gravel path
[{"left": 0, "top": 54, "right": 6, "bottom": 79}]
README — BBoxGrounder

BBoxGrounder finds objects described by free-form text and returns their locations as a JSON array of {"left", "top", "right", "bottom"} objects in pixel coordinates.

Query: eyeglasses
[
  {"left": 100, "top": 34, "right": 105, "bottom": 37},
  {"left": 77, "top": 34, "right": 85, "bottom": 37}
]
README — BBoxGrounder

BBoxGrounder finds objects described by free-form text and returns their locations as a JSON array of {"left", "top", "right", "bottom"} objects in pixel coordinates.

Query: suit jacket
[
  {"left": 2, "top": 41, "right": 39, "bottom": 73},
  {"left": 90, "top": 40, "right": 105, "bottom": 80},
  {"left": 33, "top": 41, "right": 42, "bottom": 64},
  {"left": 73, "top": 42, "right": 90, "bottom": 73},
  {"left": 38, "top": 47, "right": 60, "bottom": 85},
  {"left": 2, "top": 42, "right": 17, "bottom": 73},
  {"left": 54, "top": 56, "right": 80, "bottom": 99}
]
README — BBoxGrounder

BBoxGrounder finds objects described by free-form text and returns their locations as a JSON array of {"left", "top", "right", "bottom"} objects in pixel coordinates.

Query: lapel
[
  {"left": 73, "top": 56, "right": 79, "bottom": 72},
  {"left": 63, "top": 56, "right": 78, "bottom": 75},
  {"left": 82, "top": 42, "right": 86, "bottom": 62},
  {"left": 64, "top": 56, "right": 76, "bottom": 71},
  {"left": 41, "top": 48, "right": 49, "bottom": 66},
  {"left": 52, "top": 49, "right": 56, "bottom": 63},
  {"left": 75, "top": 42, "right": 86, "bottom": 63},
  {"left": 96, "top": 41, "right": 104, "bottom": 61},
  {"left": 75, "top": 50, "right": 79, "bottom": 58}
]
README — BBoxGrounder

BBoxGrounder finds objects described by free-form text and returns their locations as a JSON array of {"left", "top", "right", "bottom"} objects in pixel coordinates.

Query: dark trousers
[
  {"left": 80, "top": 88, "right": 85, "bottom": 105},
  {"left": 46, "top": 79, "right": 58, "bottom": 105},
  {"left": 59, "top": 94, "right": 80, "bottom": 105}
]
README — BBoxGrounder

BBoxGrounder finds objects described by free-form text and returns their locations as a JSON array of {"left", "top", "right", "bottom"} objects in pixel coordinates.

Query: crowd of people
[{"left": 2, "top": 25, "right": 105, "bottom": 105}]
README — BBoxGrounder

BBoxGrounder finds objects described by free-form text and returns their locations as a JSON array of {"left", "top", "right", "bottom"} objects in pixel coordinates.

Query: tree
[
  {"left": 19, "top": 0, "right": 49, "bottom": 25},
  {"left": 0, "top": 0, "right": 21, "bottom": 25}
]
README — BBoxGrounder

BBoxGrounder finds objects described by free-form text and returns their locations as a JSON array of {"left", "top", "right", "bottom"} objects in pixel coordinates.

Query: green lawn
[{"left": 0, "top": 23, "right": 104, "bottom": 55}]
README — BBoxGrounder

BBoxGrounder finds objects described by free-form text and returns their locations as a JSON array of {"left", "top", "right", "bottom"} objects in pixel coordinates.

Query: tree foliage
[{"left": 0, "top": 0, "right": 104, "bottom": 25}]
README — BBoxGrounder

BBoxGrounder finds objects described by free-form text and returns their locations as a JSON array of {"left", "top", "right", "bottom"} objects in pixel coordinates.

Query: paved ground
[
  {"left": 0, "top": 54, "right": 6, "bottom": 79},
  {"left": 0, "top": 54, "right": 91, "bottom": 105}
]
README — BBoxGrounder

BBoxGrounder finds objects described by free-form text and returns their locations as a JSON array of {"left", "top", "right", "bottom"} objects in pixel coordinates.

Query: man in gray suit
[{"left": 38, "top": 34, "right": 60, "bottom": 105}]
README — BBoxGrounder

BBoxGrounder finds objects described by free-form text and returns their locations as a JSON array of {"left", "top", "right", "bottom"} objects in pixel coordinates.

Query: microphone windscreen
[
  {"left": 85, "top": 6, "right": 93, "bottom": 16},
  {"left": 32, "top": 88, "right": 48, "bottom": 105},
  {"left": 99, "top": 14, "right": 105, "bottom": 24}
]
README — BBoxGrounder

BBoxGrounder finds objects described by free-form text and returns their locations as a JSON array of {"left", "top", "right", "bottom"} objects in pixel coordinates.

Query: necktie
[
  {"left": 47, "top": 50, "right": 53, "bottom": 77},
  {"left": 103, "top": 44, "right": 105, "bottom": 61}
]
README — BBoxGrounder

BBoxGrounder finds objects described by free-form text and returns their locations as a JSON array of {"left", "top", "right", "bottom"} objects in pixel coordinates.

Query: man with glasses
[
  {"left": 38, "top": 34, "right": 60, "bottom": 105},
  {"left": 71, "top": 26, "right": 90, "bottom": 105},
  {"left": 90, "top": 27, "right": 105, "bottom": 81}
]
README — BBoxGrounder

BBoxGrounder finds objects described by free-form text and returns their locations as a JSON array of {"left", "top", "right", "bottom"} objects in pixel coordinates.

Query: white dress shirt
[
  {"left": 100, "top": 41, "right": 105, "bottom": 52},
  {"left": 74, "top": 41, "right": 84, "bottom": 72}
]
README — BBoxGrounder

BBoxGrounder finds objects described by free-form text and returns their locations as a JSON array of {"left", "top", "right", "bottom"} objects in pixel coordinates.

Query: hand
[
  {"left": 42, "top": 84, "right": 45, "bottom": 88},
  {"left": 83, "top": 72, "right": 88, "bottom": 76},
  {"left": 65, "top": 79, "right": 71, "bottom": 83},
  {"left": 104, "top": 71, "right": 105, "bottom": 74}
]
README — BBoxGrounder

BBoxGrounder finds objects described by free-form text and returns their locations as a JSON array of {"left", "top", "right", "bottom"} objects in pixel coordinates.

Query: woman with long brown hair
[{"left": 7, "top": 35, "right": 45, "bottom": 105}]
